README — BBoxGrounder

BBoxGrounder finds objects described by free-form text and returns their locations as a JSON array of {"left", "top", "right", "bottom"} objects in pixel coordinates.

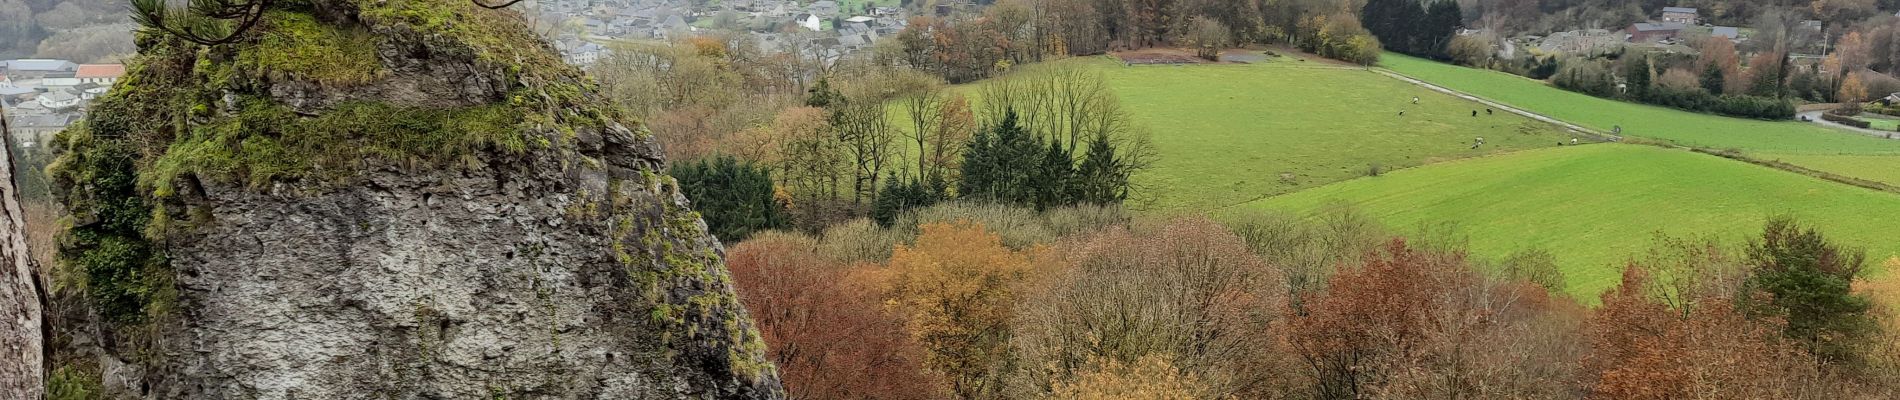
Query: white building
[
  {"left": 796, "top": 13, "right": 823, "bottom": 31},
  {"left": 75, "top": 64, "right": 125, "bottom": 85}
]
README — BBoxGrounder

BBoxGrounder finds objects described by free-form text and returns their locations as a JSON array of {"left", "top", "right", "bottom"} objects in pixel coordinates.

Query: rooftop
[
  {"left": 1632, "top": 22, "right": 1687, "bottom": 32},
  {"left": 4, "top": 59, "right": 77, "bottom": 72},
  {"left": 10, "top": 114, "right": 72, "bottom": 128},
  {"left": 1662, "top": 7, "right": 1697, "bottom": 14},
  {"left": 75, "top": 64, "right": 125, "bottom": 79}
]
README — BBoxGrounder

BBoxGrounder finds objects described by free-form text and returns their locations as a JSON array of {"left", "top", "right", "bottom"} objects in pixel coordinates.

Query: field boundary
[
  {"left": 1683, "top": 146, "right": 1900, "bottom": 194},
  {"left": 1372, "top": 68, "right": 1620, "bottom": 141},
  {"left": 1374, "top": 64, "right": 1900, "bottom": 196}
]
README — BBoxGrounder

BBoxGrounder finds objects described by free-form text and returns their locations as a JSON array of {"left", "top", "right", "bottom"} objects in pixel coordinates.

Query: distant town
[
  {"left": 0, "top": 60, "right": 123, "bottom": 150},
  {"left": 536, "top": 0, "right": 952, "bottom": 66}
]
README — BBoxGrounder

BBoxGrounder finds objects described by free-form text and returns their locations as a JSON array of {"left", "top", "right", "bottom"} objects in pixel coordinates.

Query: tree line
[
  {"left": 886, "top": 0, "right": 1387, "bottom": 84},
  {"left": 623, "top": 36, "right": 1153, "bottom": 242},
  {"left": 726, "top": 202, "right": 1900, "bottom": 399}
]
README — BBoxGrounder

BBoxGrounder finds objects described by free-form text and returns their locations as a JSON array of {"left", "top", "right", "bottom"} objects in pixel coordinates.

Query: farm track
[
  {"left": 1372, "top": 68, "right": 1619, "bottom": 141},
  {"left": 1796, "top": 110, "right": 1900, "bottom": 140}
]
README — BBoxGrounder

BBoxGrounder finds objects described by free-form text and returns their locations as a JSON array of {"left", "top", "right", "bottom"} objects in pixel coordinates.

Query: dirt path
[
  {"left": 1796, "top": 110, "right": 1900, "bottom": 140},
  {"left": 1371, "top": 68, "right": 1620, "bottom": 141}
]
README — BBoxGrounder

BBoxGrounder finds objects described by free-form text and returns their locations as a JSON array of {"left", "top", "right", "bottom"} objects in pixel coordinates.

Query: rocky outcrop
[
  {"left": 48, "top": 1, "right": 780, "bottom": 398},
  {"left": 0, "top": 111, "right": 45, "bottom": 400}
]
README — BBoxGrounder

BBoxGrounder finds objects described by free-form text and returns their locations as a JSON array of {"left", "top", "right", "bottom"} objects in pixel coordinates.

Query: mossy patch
[
  {"left": 595, "top": 176, "right": 774, "bottom": 384},
  {"left": 45, "top": 362, "right": 104, "bottom": 400},
  {"left": 145, "top": 98, "right": 526, "bottom": 196},
  {"left": 236, "top": 11, "right": 386, "bottom": 85}
]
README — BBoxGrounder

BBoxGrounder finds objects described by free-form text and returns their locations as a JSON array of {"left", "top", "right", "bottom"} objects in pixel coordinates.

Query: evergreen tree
[
  {"left": 1742, "top": 217, "right": 1876, "bottom": 363},
  {"left": 806, "top": 77, "right": 841, "bottom": 108},
  {"left": 1422, "top": 0, "right": 1463, "bottom": 59},
  {"left": 1032, "top": 138, "right": 1076, "bottom": 210},
  {"left": 1073, "top": 133, "right": 1129, "bottom": 205},
  {"left": 1701, "top": 63, "right": 1726, "bottom": 95},
  {"left": 669, "top": 156, "right": 788, "bottom": 241},
  {"left": 1624, "top": 56, "right": 1652, "bottom": 98},
  {"left": 872, "top": 175, "right": 942, "bottom": 227},
  {"left": 959, "top": 109, "right": 1041, "bottom": 205},
  {"left": 960, "top": 125, "right": 995, "bottom": 199}
]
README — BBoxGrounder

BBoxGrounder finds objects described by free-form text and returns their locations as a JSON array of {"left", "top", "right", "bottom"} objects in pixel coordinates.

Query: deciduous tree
[
  {"left": 727, "top": 233, "right": 946, "bottom": 400},
  {"left": 884, "top": 221, "right": 1036, "bottom": 399}
]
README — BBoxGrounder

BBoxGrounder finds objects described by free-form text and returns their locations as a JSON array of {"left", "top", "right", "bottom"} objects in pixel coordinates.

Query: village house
[
  {"left": 74, "top": 64, "right": 125, "bottom": 85},
  {"left": 1661, "top": 7, "right": 1698, "bottom": 25},
  {"left": 1628, "top": 22, "right": 1686, "bottom": 42},
  {"left": 0, "top": 87, "right": 32, "bottom": 105},
  {"left": 1711, "top": 26, "right": 1740, "bottom": 40},
  {"left": 807, "top": 0, "right": 840, "bottom": 18},
  {"left": 795, "top": 13, "right": 823, "bottom": 31},
  {"left": 36, "top": 90, "right": 80, "bottom": 110},
  {"left": 76, "top": 83, "right": 109, "bottom": 100},
  {"left": 7, "top": 114, "right": 73, "bottom": 149}
]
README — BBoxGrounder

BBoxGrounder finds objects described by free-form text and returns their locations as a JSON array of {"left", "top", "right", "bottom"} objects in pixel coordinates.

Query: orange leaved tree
[{"left": 884, "top": 221, "right": 1035, "bottom": 399}]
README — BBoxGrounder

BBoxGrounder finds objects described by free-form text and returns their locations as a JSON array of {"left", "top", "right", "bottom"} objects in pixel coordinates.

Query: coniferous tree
[
  {"left": 806, "top": 77, "right": 841, "bottom": 108},
  {"left": 1625, "top": 56, "right": 1652, "bottom": 98},
  {"left": 960, "top": 109, "right": 1041, "bottom": 205},
  {"left": 669, "top": 156, "right": 787, "bottom": 241},
  {"left": 1742, "top": 217, "right": 1875, "bottom": 363},
  {"left": 1701, "top": 63, "right": 1727, "bottom": 95},
  {"left": 1073, "top": 133, "right": 1129, "bottom": 205},
  {"left": 872, "top": 175, "right": 942, "bottom": 227},
  {"left": 1422, "top": 0, "right": 1463, "bottom": 59},
  {"left": 1032, "top": 139, "right": 1076, "bottom": 210}
]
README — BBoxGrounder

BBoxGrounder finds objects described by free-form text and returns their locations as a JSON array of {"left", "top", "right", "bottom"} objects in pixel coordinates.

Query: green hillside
[
  {"left": 1380, "top": 54, "right": 1900, "bottom": 155},
  {"left": 1761, "top": 153, "right": 1900, "bottom": 186},
  {"left": 985, "top": 58, "right": 1579, "bottom": 210},
  {"left": 1238, "top": 144, "right": 1900, "bottom": 299}
]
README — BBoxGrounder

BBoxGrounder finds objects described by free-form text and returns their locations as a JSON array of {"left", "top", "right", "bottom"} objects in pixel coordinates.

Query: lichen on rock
[{"left": 46, "top": 1, "right": 781, "bottom": 398}]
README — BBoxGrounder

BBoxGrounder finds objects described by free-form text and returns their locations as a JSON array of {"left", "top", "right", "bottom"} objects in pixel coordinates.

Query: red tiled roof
[{"left": 74, "top": 64, "right": 125, "bottom": 79}]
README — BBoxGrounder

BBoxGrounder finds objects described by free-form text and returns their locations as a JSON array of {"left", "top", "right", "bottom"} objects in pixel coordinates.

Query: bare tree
[{"left": 901, "top": 80, "right": 947, "bottom": 183}]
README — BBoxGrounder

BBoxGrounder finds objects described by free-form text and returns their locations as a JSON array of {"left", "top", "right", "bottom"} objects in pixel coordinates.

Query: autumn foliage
[
  {"left": 1014, "top": 217, "right": 1286, "bottom": 398},
  {"left": 724, "top": 205, "right": 1900, "bottom": 399},
  {"left": 1585, "top": 264, "right": 1819, "bottom": 399},
  {"left": 726, "top": 232, "right": 945, "bottom": 400},
  {"left": 882, "top": 221, "right": 1038, "bottom": 400}
]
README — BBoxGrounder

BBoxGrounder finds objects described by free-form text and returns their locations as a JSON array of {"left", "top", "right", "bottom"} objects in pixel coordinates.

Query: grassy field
[
  {"left": 1759, "top": 153, "right": 1900, "bottom": 186},
  {"left": 1011, "top": 58, "right": 1579, "bottom": 210},
  {"left": 1237, "top": 144, "right": 1900, "bottom": 300},
  {"left": 1851, "top": 113, "right": 1900, "bottom": 131},
  {"left": 1380, "top": 54, "right": 1900, "bottom": 155}
]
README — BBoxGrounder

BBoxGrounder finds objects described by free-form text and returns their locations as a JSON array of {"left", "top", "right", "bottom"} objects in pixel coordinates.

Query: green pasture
[
  {"left": 912, "top": 57, "right": 1580, "bottom": 210},
  {"left": 1379, "top": 54, "right": 1900, "bottom": 156},
  {"left": 1760, "top": 153, "right": 1900, "bottom": 187},
  {"left": 1237, "top": 144, "right": 1900, "bottom": 300}
]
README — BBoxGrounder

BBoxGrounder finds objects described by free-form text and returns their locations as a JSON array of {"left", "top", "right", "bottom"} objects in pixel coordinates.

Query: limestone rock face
[{"left": 49, "top": 1, "right": 781, "bottom": 398}]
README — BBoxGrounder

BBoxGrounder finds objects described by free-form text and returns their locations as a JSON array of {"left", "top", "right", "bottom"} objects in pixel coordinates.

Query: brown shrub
[{"left": 726, "top": 231, "right": 947, "bottom": 399}]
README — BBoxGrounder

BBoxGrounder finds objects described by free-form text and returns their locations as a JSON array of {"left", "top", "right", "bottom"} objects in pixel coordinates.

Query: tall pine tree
[
  {"left": 1625, "top": 55, "right": 1652, "bottom": 98},
  {"left": 1073, "top": 133, "right": 1129, "bottom": 205},
  {"left": 1032, "top": 139, "right": 1076, "bottom": 210},
  {"left": 960, "top": 109, "right": 1041, "bottom": 205}
]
